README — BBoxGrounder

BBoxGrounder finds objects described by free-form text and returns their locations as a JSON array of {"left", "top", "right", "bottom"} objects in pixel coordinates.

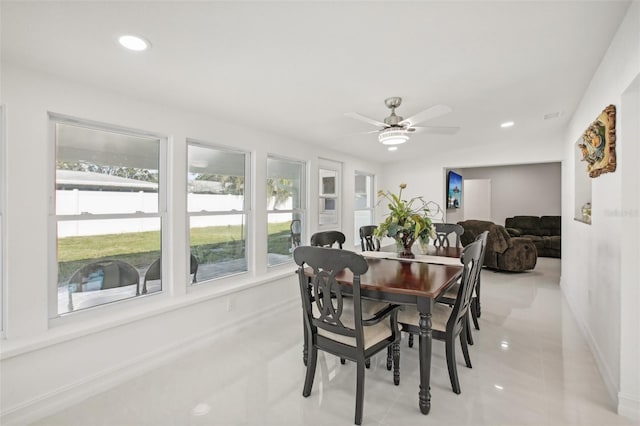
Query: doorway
[{"left": 463, "top": 179, "right": 492, "bottom": 221}]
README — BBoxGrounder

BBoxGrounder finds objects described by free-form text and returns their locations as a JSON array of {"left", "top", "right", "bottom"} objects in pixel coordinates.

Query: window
[
  {"left": 267, "top": 156, "right": 305, "bottom": 266},
  {"left": 187, "top": 142, "right": 249, "bottom": 281},
  {"left": 52, "top": 116, "right": 165, "bottom": 315},
  {"left": 354, "top": 171, "right": 375, "bottom": 245}
]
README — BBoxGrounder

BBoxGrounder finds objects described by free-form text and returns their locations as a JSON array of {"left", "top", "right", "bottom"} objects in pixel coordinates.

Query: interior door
[{"left": 463, "top": 179, "right": 491, "bottom": 221}]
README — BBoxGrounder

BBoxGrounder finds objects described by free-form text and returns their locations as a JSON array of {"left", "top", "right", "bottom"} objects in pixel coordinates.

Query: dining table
[{"left": 328, "top": 245, "right": 463, "bottom": 415}]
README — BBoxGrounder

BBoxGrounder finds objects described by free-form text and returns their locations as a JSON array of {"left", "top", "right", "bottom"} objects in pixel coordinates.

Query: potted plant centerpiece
[{"left": 374, "top": 184, "right": 438, "bottom": 258}]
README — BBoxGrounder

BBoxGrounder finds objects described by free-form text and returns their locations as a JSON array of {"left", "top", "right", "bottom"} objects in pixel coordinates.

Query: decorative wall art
[{"left": 577, "top": 105, "right": 616, "bottom": 178}]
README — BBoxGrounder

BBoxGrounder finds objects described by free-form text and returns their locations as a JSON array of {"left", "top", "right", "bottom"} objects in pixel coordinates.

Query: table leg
[{"left": 418, "top": 300, "right": 432, "bottom": 415}]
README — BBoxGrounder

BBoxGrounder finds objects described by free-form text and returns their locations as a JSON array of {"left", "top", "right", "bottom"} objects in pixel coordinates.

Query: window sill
[
  {"left": 574, "top": 217, "right": 591, "bottom": 225},
  {"left": 0, "top": 267, "right": 296, "bottom": 360}
]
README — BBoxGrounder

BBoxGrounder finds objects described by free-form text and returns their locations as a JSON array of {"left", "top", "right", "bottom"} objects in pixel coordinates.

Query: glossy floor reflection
[{"left": 34, "top": 258, "right": 633, "bottom": 426}]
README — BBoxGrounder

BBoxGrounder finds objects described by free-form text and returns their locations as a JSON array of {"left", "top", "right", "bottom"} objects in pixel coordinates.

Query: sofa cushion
[
  {"left": 506, "top": 216, "right": 544, "bottom": 236},
  {"left": 540, "top": 216, "right": 561, "bottom": 236},
  {"left": 543, "top": 236, "right": 561, "bottom": 251}
]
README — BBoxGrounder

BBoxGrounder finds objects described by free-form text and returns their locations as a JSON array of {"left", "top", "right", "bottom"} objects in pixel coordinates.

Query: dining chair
[
  {"left": 433, "top": 223, "right": 464, "bottom": 248},
  {"left": 407, "top": 223, "right": 466, "bottom": 349},
  {"left": 438, "top": 231, "right": 488, "bottom": 345},
  {"left": 310, "top": 229, "right": 378, "bottom": 366},
  {"left": 359, "top": 225, "right": 380, "bottom": 252},
  {"left": 306, "top": 230, "right": 346, "bottom": 366},
  {"left": 360, "top": 225, "right": 396, "bottom": 370},
  {"left": 310, "top": 230, "right": 346, "bottom": 248},
  {"left": 67, "top": 260, "right": 140, "bottom": 312},
  {"left": 142, "top": 254, "right": 199, "bottom": 294},
  {"left": 397, "top": 237, "right": 484, "bottom": 395},
  {"left": 294, "top": 246, "right": 401, "bottom": 425}
]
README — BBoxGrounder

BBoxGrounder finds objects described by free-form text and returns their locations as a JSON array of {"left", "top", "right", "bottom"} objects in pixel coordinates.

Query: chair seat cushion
[
  {"left": 361, "top": 300, "right": 392, "bottom": 314},
  {"left": 397, "top": 304, "right": 451, "bottom": 332},
  {"left": 441, "top": 283, "right": 476, "bottom": 301},
  {"left": 313, "top": 300, "right": 394, "bottom": 349}
]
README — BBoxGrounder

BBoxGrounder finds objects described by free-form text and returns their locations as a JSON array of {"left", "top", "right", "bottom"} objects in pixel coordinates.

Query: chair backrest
[
  {"left": 69, "top": 260, "right": 139, "bottom": 291},
  {"left": 476, "top": 231, "right": 489, "bottom": 269},
  {"left": 290, "top": 219, "right": 302, "bottom": 248},
  {"left": 359, "top": 225, "right": 380, "bottom": 252},
  {"left": 294, "top": 246, "right": 369, "bottom": 348},
  {"left": 144, "top": 254, "right": 199, "bottom": 286},
  {"left": 68, "top": 260, "right": 140, "bottom": 310},
  {"left": 190, "top": 254, "right": 199, "bottom": 283},
  {"left": 447, "top": 238, "right": 484, "bottom": 335},
  {"left": 473, "top": 231, "right": 489, "bottom": 290},
  {"left": 310, "top": 230, "right": 346, "bottom": 249},
  {"left": 433, "top": 223, "right": 464, "bottom": 248}
]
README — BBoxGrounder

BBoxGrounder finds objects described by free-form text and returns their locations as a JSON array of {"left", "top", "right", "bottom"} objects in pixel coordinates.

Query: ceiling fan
[{"left": 345, "top": 97, "right": 460, "bottom": 145}]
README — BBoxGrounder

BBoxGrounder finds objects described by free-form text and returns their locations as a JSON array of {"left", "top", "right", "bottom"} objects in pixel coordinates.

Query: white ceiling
[{"left": 0, "top": 1, "right": 631, "bottom": 163}]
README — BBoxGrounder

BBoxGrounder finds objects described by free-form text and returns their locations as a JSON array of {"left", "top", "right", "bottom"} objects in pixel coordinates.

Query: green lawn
[
  {"left": 58, "top": 222, "right": 291, "bottom": 261},
  {"left": 57, "top": 221, "right": 292, "bottom": 284}
]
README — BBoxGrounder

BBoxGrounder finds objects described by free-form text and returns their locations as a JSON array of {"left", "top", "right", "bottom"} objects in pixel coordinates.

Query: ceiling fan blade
[
  {"left": 344, "top": 112, "right": 387, "bottom": 128},
  {"left": 399, "top": 104, "right": 452, "bottom": 126},
  {"left": 411, "top": 125, "right": 460, "bottom": 135}
]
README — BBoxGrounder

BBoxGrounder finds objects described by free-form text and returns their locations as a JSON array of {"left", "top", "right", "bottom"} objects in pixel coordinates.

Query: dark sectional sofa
[{"left": 505, "top": 215, "right": 561, "bottom": 258}]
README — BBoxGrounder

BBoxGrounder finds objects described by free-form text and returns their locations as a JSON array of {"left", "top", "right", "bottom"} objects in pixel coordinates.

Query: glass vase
[
  {"left": 395, "top": 236, "right": 415, "bottom": 259},
  {"left": 418, "top": 236, "right": 430, "bottom": 254}
]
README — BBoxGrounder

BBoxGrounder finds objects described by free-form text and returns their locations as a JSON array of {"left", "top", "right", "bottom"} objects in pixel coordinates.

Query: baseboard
[
  {"left": 0, "top": 297, "right": 298, "bottom": 425},
  {"left": 559, "top": 277, "right": 619, "bottom": 408},
  {"left": 618, "top": 392, "right": 640, "bottom": 420}
]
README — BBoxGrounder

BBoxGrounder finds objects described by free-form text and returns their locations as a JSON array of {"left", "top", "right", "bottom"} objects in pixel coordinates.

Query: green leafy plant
[{"left": 374, "top": 184, "right": 439, "bottom": 253}]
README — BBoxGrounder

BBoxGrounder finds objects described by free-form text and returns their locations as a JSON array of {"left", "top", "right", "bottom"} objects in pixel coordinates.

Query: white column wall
[
  {"left": 0, "top": 64, "right": 382, "bottom": 424},
  {"left": 561, "top": 2, "right": 639, "bottom": 419},
  {"left": 619, "top": 73, "right": 640, "bottom": 421}
]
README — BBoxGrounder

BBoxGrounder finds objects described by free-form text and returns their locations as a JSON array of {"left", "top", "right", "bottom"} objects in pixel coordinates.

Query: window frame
[
  {"left": 48, "top": 113, "right": 168, "bottom": 319},
  {"left": 186, "top": 139, "right": 252, "bottom": 283},
  {"left": 266, "top": 154, "right": 307, "bottom": 267},
  {"left": 354, "top": 171, "right": 376, "bottom": 246},
  {"left": 0, "top": 104, "right": 5, "bottom": 334}
]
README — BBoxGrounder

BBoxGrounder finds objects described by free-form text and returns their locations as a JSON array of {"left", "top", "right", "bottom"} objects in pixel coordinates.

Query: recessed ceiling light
[
  {"left": 500, "top": 121, "right": 515, "bottom": 128},
  {"left": 388, "top": 146, "right": 398, "bottom": 151},
  {"left": 118, "top": 35, "right": 150, "bottom": 51},
  {"left": 191, "top": 403, "right": 211, "bottom": 416}
]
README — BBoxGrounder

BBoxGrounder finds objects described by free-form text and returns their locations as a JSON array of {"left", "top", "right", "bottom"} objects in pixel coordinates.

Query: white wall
[
  {"left": 446, "top": 162, "right": 562, "bottom": 226},
  {"left": 0, "top": 64, "right": 382, "bottom": 424},
  {"left": 561, "top": 1, "right": 639, "bottom": 420},
  {"left": 619, "top": 74, "right": 640, "bottom": 421}
]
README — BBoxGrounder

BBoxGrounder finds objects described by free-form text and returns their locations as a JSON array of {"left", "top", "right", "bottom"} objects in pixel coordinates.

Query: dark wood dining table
[{"left": 331, "top": 246, "right": 463, "bottom": 415}]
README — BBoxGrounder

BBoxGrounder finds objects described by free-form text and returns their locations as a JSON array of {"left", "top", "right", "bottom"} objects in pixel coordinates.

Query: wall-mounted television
[{"left": 447, "top": 171, "right": 463, "bottom": 209}]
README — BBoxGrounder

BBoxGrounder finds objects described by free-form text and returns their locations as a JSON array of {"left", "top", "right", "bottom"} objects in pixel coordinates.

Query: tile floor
[{"left": 34, "top": 258, "right": 634, "bottom": 426}]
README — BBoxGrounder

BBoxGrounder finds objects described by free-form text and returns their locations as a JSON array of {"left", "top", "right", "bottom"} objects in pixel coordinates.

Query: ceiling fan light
[
  {"left": 378, "top": 128, "right": 410, "bottom": 145},
  {"left": 118, "top": 34, "right": 150, "bottom": 51}
]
